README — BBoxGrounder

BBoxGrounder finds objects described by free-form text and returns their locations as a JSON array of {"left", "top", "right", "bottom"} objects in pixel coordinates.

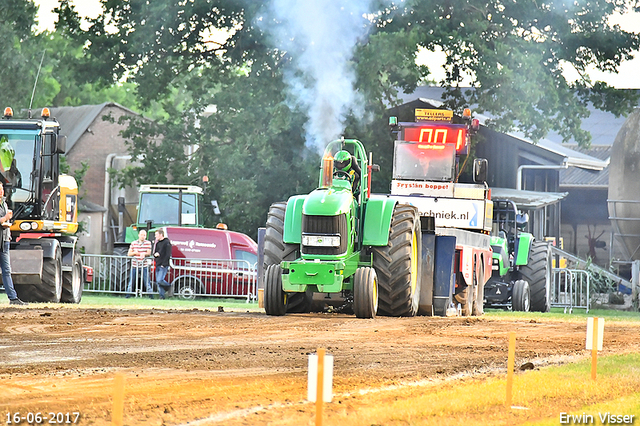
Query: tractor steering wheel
[{"left": 333, "top": 170, "right": 351, "bottom": 181}]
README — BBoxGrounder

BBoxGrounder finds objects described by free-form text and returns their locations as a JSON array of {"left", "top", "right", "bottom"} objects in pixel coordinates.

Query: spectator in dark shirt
[{"left": 153, "top": 229, "right": 172, "bottom": 299}]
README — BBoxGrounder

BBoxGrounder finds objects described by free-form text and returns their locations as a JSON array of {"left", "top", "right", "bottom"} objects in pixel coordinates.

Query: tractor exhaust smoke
[{"left": 259, "top": 0, "right": 376, "bottom": 152}]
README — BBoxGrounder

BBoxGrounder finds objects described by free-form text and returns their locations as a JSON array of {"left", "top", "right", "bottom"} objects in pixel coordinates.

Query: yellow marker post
[
  {"left": 316, "top": 348, "right": 325, "bottom": 426},
  {"left": 591, "top": 318, "right": 598, "bottom": 381},
  {"left": 112, "top": 373, "right": 125, "bottom": 426},
  {"left": 506, "top": 332, "right": 516, "bottom": 408},
  {"left": 586, "top": 317, "right": 604, "bottom": 381}
]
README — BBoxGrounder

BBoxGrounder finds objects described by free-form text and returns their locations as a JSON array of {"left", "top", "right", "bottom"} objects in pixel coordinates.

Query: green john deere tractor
[
  {"left": 484, "top": 200, "right": 552, "bottom": 312},
  {"left": 263, "top": 139, "right": 422, "bottom": 318}
]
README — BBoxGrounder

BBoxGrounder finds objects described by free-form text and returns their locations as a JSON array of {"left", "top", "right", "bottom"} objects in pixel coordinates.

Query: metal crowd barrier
[
  {"left": 81, "top": 254, "right": 257, "bottom": 302},
  {"left": 551, "top": 268, "right": 590, "bottom": 313}
]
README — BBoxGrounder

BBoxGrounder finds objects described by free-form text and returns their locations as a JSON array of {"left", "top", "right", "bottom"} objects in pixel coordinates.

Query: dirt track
[{"left": 1, "top": 305, "right": 639, "bottom": 425}]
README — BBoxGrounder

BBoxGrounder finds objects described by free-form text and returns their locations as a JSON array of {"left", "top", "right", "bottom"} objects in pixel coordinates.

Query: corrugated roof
[
  {"left": 491, "top": 187, "right": 568, "bottom": 209},
  {"left": 559, "top": 145, "right": 611, "bottom": 188}
]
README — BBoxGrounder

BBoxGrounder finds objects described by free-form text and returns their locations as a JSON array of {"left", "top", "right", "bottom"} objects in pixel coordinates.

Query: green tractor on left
[{"left": 263, "top": 139, "right": 422, "bottom": 318}]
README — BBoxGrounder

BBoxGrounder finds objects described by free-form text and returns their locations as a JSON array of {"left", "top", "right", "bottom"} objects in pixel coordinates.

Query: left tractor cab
[{"left": 0, "top": 107, "right": 84, "bottom": 303}]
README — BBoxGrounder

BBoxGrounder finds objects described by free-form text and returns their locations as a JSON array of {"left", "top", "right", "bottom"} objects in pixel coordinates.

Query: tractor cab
[
  {"left": 319, "top": 139, "right": 369, "bottom": 199},
  {"left": 491, "top": 200, "right": 529, "bottom": 258}
]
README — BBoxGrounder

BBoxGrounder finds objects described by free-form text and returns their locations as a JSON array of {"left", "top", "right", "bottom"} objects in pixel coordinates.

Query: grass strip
[
  {"left": 71, "top": 293, "right": 259, "bottom": 311},
  {"left": 320, "top": 353, "right": 640, "bottom": 426}
]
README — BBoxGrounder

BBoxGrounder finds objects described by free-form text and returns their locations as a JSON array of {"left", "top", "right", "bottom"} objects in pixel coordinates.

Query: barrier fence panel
[
  {"left": 82, "top": 254, "right": 257, "bottom": 301},
  {"left": 551, "top": 268, "right": 590, "bottom": 314}
]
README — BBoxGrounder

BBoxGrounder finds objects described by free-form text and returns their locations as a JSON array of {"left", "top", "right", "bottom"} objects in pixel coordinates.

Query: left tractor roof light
[
  {"left": 3, "top": 107, "right": 13, "bottom": 118},
  {"left": 41, "top": 107, "right": 50, "bottom": 119}
]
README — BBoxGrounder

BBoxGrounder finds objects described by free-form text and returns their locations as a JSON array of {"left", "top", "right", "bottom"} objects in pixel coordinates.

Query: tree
[
  {"left": 0, "top": 1, "right": 141, "bottom": 114},
  {"left": 0, "top": 0, "right": 47, "bottom": 111}
]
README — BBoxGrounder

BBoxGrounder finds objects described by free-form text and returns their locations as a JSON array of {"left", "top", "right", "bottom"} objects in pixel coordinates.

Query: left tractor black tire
[
  {"left": 519, "top": 241, "right": 552, "bottom": 312},
  {"left": 61, "top": 252, "right": 83, "bottom": 303},
  {"left": 373, "top": 204, "right": 422, "bottom": 317},
  {"left": 264, "top": 201, "right": 313, "bottom": 313},
  {"left": 264, "top": 264, "right": 287, "bottom": 316},
  {"left": 353, "top": 267, "right": 378, "bottom": 319},
  {"left": 16, "top": 249, "right": 63, "bottom": 303}
]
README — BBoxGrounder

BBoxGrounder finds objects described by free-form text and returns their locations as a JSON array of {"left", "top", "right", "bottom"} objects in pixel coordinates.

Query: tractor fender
[
  {"left": 14, "top": 237, "right": 60, "bottom": 259},
  {"left": 514, "top": 233, "right": 534, "bottom": 266},
  {"left": 362, "top": 195, "right": 397, "bottom": 246},
  {"left": 283, "top": 195, "right": 306, "bottom": 244}
]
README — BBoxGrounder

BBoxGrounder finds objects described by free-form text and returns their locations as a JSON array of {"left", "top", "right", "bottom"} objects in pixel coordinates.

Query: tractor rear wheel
[
  {"left": 519, "top": 241, "right": 552, "bottom": 312},
  {"left": 353, "top": 267, "right": 378, "bottom": 319},
  {"left": 264, "top": 264, "right": 287, "bottom": 316},
  {"left": 372, "top": 204, "right": 422, "bottom": 317},
  {"left": 264, "top": 202, "right": 313, "bottom": 313},
  {"left": 17, "top": 249, "right": 63, "bottom": 303},
  {"left": 61, "top": 252, "right": 83, "bottom": 303},
  {"left": 512, "top": 279, "right": 530, "bottom": 312}
]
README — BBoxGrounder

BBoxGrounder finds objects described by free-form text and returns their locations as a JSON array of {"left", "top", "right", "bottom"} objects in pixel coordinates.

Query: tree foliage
[
  {"left": 383, "top": 0, "right": 640, "bottom": 145},
  {"left": 0, "top": 0, "right": 140, "bottom": 114},
  {"left": 52, "top": 0, "right": 640, "bottom": 236}
]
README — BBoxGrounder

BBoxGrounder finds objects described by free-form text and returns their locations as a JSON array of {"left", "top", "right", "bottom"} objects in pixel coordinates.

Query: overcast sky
[{"left": 35, "top": 0, "right": 640, "bottom": 89}]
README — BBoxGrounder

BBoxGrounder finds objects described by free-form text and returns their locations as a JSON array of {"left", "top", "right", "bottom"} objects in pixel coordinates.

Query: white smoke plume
[{"left": 259, "top": 0, "right": 377, "bottom": 152}]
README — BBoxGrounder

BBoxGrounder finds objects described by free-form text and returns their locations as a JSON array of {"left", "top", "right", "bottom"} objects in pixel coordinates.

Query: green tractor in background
[
  {"left": 263, "top": 139, "right": 422, "bottom": 318},
  {"left": 484, "top": 200, "right": 552, "bottom": 312}
]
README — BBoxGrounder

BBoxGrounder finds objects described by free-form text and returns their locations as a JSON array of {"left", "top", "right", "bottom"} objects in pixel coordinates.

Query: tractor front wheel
[
  {"left": 512, "top": 279, "right": 530, "bottom": 312},
  {"left": 264, "top": 202, "right": 313, "bottom": 313},
  {"left": 61, "top": 252, "right": 83, "bottom": 303},
  {"left": 353, "top": 267, "right": 378, "bottom": 319},
  {"left": 264, "top": 264, "right": 287, "bottom": 316}
]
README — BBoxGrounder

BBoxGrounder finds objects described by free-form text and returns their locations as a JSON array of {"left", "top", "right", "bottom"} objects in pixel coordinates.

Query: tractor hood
[
  {"left": 490, "top": 235, "right": 508, "bottom": 253},
  {"left": 303, "top": 184, "right": 354, "bottom": 217}
]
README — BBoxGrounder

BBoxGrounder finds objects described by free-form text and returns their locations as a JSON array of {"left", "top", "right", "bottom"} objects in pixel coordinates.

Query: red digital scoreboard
[{"left": 402, "top": 124, "right": 468, "bottom": 153}]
